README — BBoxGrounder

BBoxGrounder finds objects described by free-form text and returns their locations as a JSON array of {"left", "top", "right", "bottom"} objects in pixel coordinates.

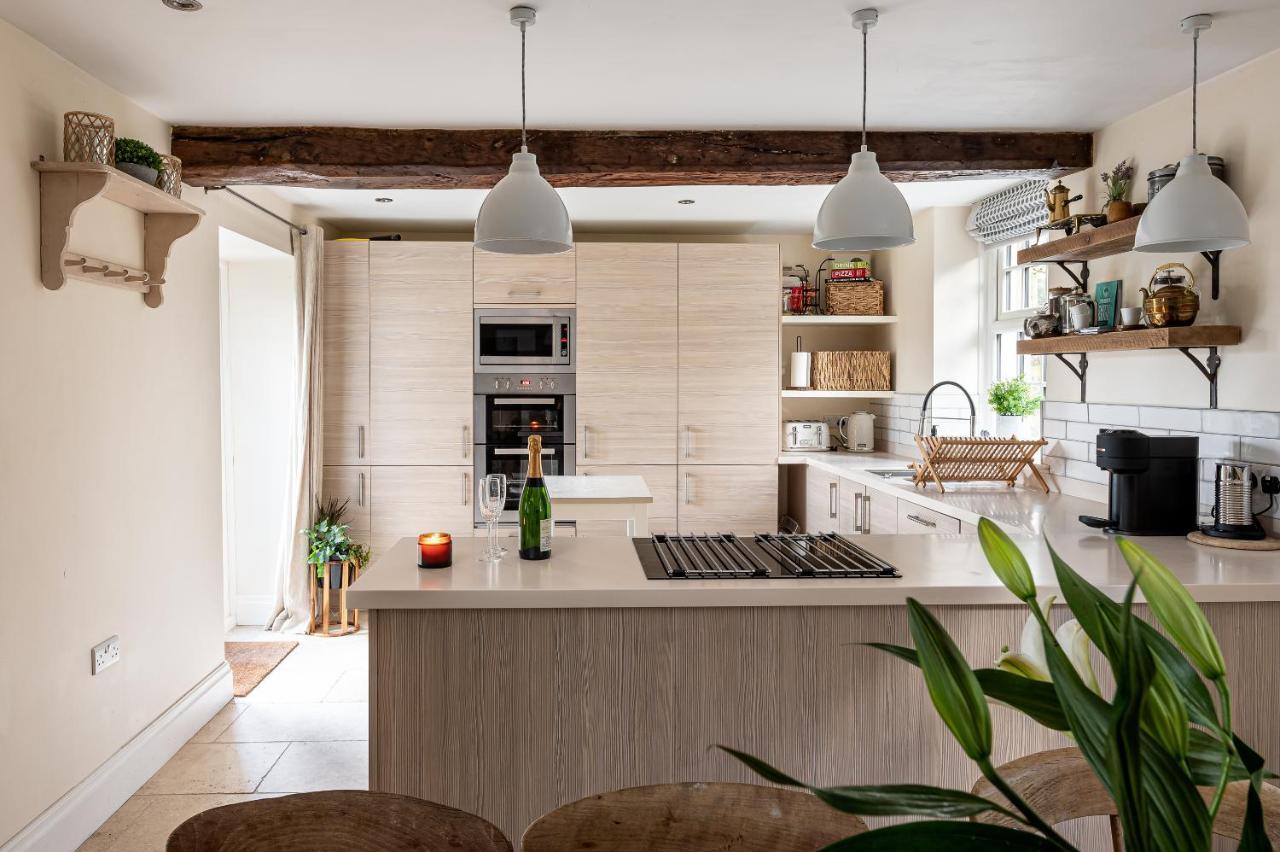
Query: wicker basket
[
  {"left": 157, "top": 154, "right": 183, "bottom": 197},
  {"left": 811, "top": 351, "right": 891, "bottom": 391},
  {"left": 63, "top": 111, "right": 115, "bottom": 166},
  {"left": 825, "top": 279, "right": 884, "bottom": 316}
]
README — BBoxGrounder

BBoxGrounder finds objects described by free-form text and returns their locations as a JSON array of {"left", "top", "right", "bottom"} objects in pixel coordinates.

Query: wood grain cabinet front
[
  {"left": 473, "top": 246, "right": 575, "bottom": 304},
  {"left": 369, "top": 242, "right": 473, "bottom": 465},
  {"left": 369, "top": 466, "right": 474, "bottom": 558},
  {"left": 805, "top": 469, "right": 841, "bottom": 534},
  {"left": 322, "top": 241, "right": 369, "bottom": 465},
  {"left": 839, "top": 480, "right": 899, "bottom": 535},
  {"left": 321, "top": 465, "right": 370, "bottom": 542},
  {"left": 678, "top": 464, "right": 777, "bottom": 535}
]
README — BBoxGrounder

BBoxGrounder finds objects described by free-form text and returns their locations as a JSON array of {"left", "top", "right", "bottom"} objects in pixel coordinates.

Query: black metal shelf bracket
[
  {"left": 1054, "top": 260, "right": 1091, "bottom": 291},
  {"left": 1053, "top": 352, "right": 1089, "bottom": 402},
  {"left": 1200, "top": 250, "right": 1222, "bottom": 300},
  {"left": 1178, "top": 346, "right": 1223, "bottom": 408}
]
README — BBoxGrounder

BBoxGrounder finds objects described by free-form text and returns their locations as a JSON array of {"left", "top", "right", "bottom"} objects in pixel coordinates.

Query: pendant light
[
  {"left": 474, "top": 6, "right": 573, "bottom": 255},
  {"left": 813, "top": 8, "right": 914, "bottom": 251},
  {"left": 1134, "top": 14, "right": 1249, "bottom": 254}
]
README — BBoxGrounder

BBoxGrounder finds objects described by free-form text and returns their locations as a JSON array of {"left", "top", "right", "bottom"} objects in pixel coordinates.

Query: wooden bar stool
[
  {"left": 521, "top": 782, "right": 866, "bottom": 852},
  {"left": 166, "top": 790, "right": 512, "bottom": 851},
  {"left": 970, "top": 747, "right": 1280, "bottom": 848},
  {"left": 307, "top": 558, "right": 362, "bottom": 637}
]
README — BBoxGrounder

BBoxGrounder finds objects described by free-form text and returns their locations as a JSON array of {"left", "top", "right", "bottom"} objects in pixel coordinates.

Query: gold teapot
[
  {"left": 1044, "top": 180, "right": 1083, "bottom": 222},
  {"left": 1141, "top": 263, "right": 1199, "bottom": 328}
]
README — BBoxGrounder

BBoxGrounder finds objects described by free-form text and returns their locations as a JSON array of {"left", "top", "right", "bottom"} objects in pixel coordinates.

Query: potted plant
[
  {"left": 721, "top": 519, "right": 1274, "bottom": 849},
  {"left": 114, "top": 137, "right": 165, "bottom": 186},
  {"left": 1102, "top": 158, "right": 1135, "bottom": 223},
  {"left": 988, "top": 375, "right": 1042, "bottom": 438},
  {"left": 302, "top": 498, "right": 369, "bottom": 589}
]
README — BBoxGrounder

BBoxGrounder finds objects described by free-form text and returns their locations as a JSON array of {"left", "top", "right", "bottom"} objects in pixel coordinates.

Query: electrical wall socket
[{"left": 91, "top": 635, "right": 120, "bottom": 675}]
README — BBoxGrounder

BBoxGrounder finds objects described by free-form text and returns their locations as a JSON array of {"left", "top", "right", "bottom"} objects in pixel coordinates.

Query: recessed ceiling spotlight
[
  {"left": 677, "top": 199, "right": 696, "bottom": 205},
  {"left": 375, "top": 197, "right": 394, "bottom": 203},
  {"left": 162, "top": 0, "right": 204, "bottom": 11}
]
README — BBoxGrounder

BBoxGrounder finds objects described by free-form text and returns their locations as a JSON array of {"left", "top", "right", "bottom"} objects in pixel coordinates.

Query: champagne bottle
[{"left": 518, "top": 434, "right": 552, "bottom": 560}]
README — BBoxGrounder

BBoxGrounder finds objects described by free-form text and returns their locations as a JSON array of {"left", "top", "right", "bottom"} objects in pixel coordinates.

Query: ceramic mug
[
  {"left": 1069, "top": 303, "right": 1093, "bottom": 331},
  {"left": 1119, "top": 306, "right": 1143, "bottom": 327}
]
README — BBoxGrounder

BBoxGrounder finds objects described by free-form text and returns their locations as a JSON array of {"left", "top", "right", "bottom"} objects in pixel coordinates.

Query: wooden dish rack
[{"left": 912, "top": 436, "right": 1049, "bottom": 493}]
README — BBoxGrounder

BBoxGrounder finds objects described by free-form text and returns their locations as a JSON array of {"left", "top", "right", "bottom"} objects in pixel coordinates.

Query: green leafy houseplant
[
  {"left": 720, "top": 519, "right": 1273, "bottom": 850},
  {"left": 114, "top": 137, "right": 164, "bottom": 172},
  {"left": 988, "top": 376, "right": 1042, "bottom": 417},
  {"left": 301, "top": 498, "right": 369, "bottom": 580}
]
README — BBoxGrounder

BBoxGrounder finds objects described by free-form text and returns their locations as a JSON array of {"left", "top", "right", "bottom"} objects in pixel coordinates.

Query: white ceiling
[
  {"left": 267, "top": 179, "right": 1018, "bottom": 234},
  {"left": 3, "top": 0, "right": 1278, "bottom": 131}
]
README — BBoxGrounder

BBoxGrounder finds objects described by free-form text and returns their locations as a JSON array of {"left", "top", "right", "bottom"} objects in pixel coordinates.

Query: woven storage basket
[
  {"left": 825, "top": 280, "right": 884, "bottom": 316},
  {"left": 812, "top": 351, "right": 891, "bottom": 391},
  {"left": 157, "top": 154, "right": 183, "bottom": 197},
  {"left": 63, "top": 111, "right": 115, "bottom": 166}
]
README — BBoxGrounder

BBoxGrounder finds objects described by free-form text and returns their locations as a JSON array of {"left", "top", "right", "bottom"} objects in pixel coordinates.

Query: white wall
[
  {"left": 0, "top": 18, "right": 310, "bottom": 846},
  {"left": 222, "top": 255, "right": 298, "bottom": 626}
]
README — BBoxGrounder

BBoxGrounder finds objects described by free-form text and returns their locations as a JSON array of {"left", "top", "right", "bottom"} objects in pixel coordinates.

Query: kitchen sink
[{"left": 867, "top": 468, "right": 917, "bottom": 480}]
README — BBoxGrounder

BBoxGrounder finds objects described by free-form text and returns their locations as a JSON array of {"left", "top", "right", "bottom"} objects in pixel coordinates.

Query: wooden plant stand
[
  {"left": 912, "top": 436, "right": 1049, "bottom": 494},
  {"left": 308, "top": 559, "right": 362, "bottom": 637}
]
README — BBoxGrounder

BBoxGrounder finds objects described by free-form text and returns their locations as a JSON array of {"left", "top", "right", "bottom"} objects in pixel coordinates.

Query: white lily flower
[{"left": 995, "top": 596, "right": 1099, "bottom": 693}]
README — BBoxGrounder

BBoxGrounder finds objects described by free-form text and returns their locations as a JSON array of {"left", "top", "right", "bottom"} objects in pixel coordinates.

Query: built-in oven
[
  {"left": 474, "top": 308, "right": 574, "bottom": 373},
  {"left": 473, "top": 373, "right": 576, "bottom": 525}
]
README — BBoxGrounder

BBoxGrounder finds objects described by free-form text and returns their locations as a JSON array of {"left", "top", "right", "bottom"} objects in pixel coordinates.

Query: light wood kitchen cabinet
[
  {"left": 323, "top": 241, "right": 369, "bottom": 465},
  {"left": 369, "top": 466, "right": 473, "bottom": 557},
  {"left": 840, "top": 479, "right": 899, "bottom": 534},
  {"left": 321, "top": 465, "right": 370, "bottom": 542},
  {"left": 804, "top": 468, "right": 841, "bottom": 534},
  {"left": 678, "top": 244, "right": 780, "bottom": 465},
  {"left": 678, "top": 464, "right": 777, "bottom": 535},
  {"left": 369, "top": 242, "right": 473, "bottom": 465},
  {"left": 473, "top": 246, "right": 576, "bottom": 304},
  {"left": 577, "top": 464, "right": 678, "bottom": 535},
  {"left": 576, "top": 243, "right": 678, "bottom": 465},
  {"left": 896, "top": 500, "right": 962, "bottom": 535}
]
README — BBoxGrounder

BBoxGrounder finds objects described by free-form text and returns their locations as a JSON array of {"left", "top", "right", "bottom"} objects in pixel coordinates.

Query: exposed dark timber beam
[{"left": 172, "top": 127, "right": 1093, "bottom": 190}]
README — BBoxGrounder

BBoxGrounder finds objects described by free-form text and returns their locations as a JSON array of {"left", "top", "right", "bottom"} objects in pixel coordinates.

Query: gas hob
[{"left": 635, "top": 533, "right": 901, "bottom": 580}]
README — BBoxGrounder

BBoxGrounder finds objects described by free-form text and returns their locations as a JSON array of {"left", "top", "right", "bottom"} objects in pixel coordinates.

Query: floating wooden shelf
[
  {"left": 1018, "top": 325, "right": 1242, "bottom": 408},
  {"left": 1017, "top": 216, "right": 1139, "bottom": 264},
  {"left": 31, "top": 160, "right": 204, "bottom": 308},
  {"left": 781, "top": 315, "right": 899, "bottom": 326},
  {"left": 782, "top": 389, "right": 894, "bottom": 399}
]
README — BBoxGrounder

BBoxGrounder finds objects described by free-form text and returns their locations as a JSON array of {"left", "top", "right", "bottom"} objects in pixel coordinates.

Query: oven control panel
[{"left": 475, "top": 373, "right": 577, "bottom": 394}]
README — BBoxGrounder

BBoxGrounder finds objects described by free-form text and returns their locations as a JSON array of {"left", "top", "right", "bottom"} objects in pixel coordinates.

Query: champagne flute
[{"left": 478, "top": 474, "right": 507, "bottom": 561}]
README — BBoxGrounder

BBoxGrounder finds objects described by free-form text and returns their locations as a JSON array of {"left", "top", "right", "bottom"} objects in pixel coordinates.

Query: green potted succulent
[
  {"left": 721, "top": 520, "right": 1274, "bottom": 850},
  {"left": 988, "top": 375, "right": 1042, "bottom": 438},
  {"left": 302, "top": 498, "right": 369, "bottom": 589},
  {"left": 114, "top": 137, "right": 164, "bottom": 186}
]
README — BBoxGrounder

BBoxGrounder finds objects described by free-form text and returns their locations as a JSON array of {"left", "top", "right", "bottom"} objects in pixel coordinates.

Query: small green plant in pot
[
  {"left": 114, "top": 137, "right": 164, "bottom": 186},
  {"left": 302, "top": 498, "right": 369, "bottom": 588},
  {"left": 988, "top": 375, "right": 1042, "bottom": 438},
  {"left": 720, "top": 519, "right": 1274, "bottom": 850}
]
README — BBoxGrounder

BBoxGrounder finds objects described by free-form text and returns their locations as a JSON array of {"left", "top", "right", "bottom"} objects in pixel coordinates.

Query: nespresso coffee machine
[{"left": 1079, "top": 429, "right": 1199, "bottom": 535}]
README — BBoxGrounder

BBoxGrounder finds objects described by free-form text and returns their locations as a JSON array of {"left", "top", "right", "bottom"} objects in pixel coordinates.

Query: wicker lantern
[
  {"left": 63, "top": 111, "right": 116, "bottom": 166},
  {"left": 157, "top": 154, "right": 183, "bottom": 197}
]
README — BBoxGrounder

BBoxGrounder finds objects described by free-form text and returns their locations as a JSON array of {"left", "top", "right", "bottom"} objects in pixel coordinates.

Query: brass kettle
[
  {"left": 1141, "top": 263, "right": 1199, "bottom": 328},
  {"left": 1044, "top": 180, "right": 1083, "bottom": 222}
]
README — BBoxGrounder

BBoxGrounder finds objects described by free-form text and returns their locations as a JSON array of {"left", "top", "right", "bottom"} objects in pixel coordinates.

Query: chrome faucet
[{"left": 918, "top": 381, "right": 977, "bottom": 437}]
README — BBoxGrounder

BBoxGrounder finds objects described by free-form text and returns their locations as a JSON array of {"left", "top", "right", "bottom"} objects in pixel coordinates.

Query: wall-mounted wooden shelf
[
  {"left": 31, "top": 160, "right": 204, "bottom": 308},
  {"left": 1018, "top": 325, "right": 1241, "bottom": 408},
  {"left": 782, "top": 389, "right": 894, "bottom": 399},
  {"left": 1018, "top": 216, "right": 1139, "bottom": 264},
  {"left": 781, "top": 315, "right": 898, "bottom": 326}
]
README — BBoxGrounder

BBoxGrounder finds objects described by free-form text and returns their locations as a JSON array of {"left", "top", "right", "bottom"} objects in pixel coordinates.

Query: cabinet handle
[
  {"left": 862, "top": 494, "right": 871, "bottom": 534},
  {"left": 583, "top": 424, "right": 591, "bottom": 459},
  {"left": 853, "top": 492, "right": 863, "bottom": 533},
  {"left": 907, "top": 513, "right": 937, "bottom": 529},
  {"left": 829, "top": 481, "right": 838, "bottom": 519},
  {"left": 462, "top": 472, "right": 470, "bottom": 506},
  {"left": 462, "top": 424, "right": 470, "bottom": 459},
  {"left": 357, "top": 425, "right": 365, "bottom": 459},
  {"left": 683, "top": 426, "right": 692, "bottom": 460},
  {"left": 684, "top": 472, "right": 692, "bottom": 505},
  {"left": 358, "top": 472, "right": 365, "bottom": 507},
  {"left": 508, "top": 288, "right": 542, "bottom": 298}
]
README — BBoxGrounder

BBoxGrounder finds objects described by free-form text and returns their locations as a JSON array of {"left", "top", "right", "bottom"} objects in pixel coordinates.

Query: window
[
  {"left": 996, "top": 237, "right": 1049, "bottom": 320},
  {"left": 980, "top": 236, "right": 1047, "bottom": 421}
]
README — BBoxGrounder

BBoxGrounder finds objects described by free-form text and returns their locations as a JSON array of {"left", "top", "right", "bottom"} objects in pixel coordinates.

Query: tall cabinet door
[
  {"left": 369, "top": 466, "right": 473, "bottom": 558},
  {"left": 323, "top": 241, "right": 369, "bottom": 465},
  {"left": 677, "top": 244, "right": 780, "bottom": 464},
  {"left": 369, "top": 242, "right": 473, "bottom": 465},
  {"left": 678, "top": 465, "right": 777, "bottom": 535},
  {"left": 576, "top": 243, "right": 678, "bottom": 465},
  {"left": 321, "top": 466, "right": 370, "bottom": 543}
]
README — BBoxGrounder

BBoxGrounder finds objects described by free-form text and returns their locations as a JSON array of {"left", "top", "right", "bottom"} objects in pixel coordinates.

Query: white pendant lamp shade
[
  {"left": 474, "top": 151, "right": 573, "bottom": 255},
  {"left": 1134, "top": 154, "right": 1249, "bottom": 254},
  {"left": 814, "top": 148, "right": 914, "bottom": 251}
]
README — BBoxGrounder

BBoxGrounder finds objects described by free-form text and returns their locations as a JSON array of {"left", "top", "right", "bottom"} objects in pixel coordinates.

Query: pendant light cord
[
  {"left": 519, "top": 20, "right": 528, "bottom": 153},
  {"left": 860, "top": 24, "right": 868, "bottom": 151},
  {"left": 1191, "top": 26, "right": 1199, "bottom": 152}
]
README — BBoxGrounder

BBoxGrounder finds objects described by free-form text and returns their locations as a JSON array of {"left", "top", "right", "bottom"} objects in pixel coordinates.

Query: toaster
[{"left": 784, "top": 421, "right": 831, "bottom": 451}]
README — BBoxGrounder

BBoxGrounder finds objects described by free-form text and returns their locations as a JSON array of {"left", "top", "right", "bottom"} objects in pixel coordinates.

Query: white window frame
[{"left": 979, "top": 236, "right": 1047, "bottom": 432}]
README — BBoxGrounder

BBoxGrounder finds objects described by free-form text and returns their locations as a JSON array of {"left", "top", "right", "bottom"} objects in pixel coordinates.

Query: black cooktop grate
[{"left": 638, "top": 533, "right": 901, "bottom": 580}]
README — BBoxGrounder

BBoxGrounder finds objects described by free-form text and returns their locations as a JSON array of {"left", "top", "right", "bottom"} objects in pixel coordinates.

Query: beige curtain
[{"left": 268, "top": 224, "right": 325, "bottom": 633}]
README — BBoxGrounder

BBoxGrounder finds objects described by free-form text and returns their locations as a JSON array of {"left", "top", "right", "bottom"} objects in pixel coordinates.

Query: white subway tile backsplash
[
  {"left": 1170, "top": 431, "right": 1240, "bottom": 460},
  {"left": 1088, "top": 404, "right": 1140, "bottom": 426},
  {"left": 1241, "top": 437, "right": 1280, "bottom": 466},
  {"left": 1202, "top": 410, "right": 1280, "bottom": 439},
  {"left": 1138, "top": 406, "right": 1203, "bottom": 431},
  {"left": 1066, "top": 421, "right": 1105, "bottom": 442},
  {"left": 1043, "top": 401, "right": 1088, "bottom": 421},
  {"left": 1042, "top": 419, "right": 1067, "bottom": 439},
  {"left": 1046, "top": 439, "right": 1093, "bottom": 462},
  {"left": 1065, "top": 460, "right": 1108, "bottom": 485}
]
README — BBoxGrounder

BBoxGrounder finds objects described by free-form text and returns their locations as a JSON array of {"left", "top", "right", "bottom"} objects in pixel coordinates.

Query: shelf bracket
[
  {"left": 1053, "top": 352, "right": 1089, "bottom": 403},
  {"left": 1054, "top": 260, "right": 1090, "bottom": 291},
  {"left": 1178, "top": 346, "right": 1222, "bottom": 409},
  {"left": 1200, "top": 250, "right": 1222, "bottom": 300}
]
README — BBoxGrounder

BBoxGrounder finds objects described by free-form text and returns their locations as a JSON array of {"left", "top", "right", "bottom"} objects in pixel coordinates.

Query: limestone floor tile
[
  {"left": 138, "top": 741, "right": 289, "bottom": 794},
  {"left": 216, "top": 702, "right": 369, "bottom": 743},
  {"left": 188, "top": 699, "right": 248, "bottom": 743},
  {"left": 257, "top": 740, "right": 369, "bottom": 793},
  {"left": 323, "top": 669, "right": 368, "bottom": 702},
  {"left": 77, "top": 794, "right": 282, "bottom": 852},
  {"left": 238, "top": 657, "right": 345, "bottom": 703},
  {"left": 76, "top": 796, "right": 156, "bottom": 851}
]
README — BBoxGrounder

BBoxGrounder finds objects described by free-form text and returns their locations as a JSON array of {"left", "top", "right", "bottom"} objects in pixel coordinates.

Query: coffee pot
[{"left": 1044, "top": 180, "right": 1084, "bottom": 221}]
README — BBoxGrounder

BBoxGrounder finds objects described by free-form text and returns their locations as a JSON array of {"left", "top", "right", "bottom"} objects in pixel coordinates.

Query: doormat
[{"left": 225, "top": 641, "right": 298, "bottom": 696}]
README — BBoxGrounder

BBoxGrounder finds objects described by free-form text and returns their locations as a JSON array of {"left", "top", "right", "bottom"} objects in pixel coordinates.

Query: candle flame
[{"left": 419, "top": 533, "right": 451, "bottom": 545}]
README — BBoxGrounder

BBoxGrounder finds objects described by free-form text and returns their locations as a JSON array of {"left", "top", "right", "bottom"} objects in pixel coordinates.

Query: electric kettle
[{"left": 838, "top": 412, "right": 876, "bottom": 453}]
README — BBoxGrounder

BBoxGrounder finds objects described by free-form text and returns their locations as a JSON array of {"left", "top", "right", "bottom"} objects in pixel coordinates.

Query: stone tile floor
[{"left": 78, "top": 626, "right": 368, "bottom": 851}]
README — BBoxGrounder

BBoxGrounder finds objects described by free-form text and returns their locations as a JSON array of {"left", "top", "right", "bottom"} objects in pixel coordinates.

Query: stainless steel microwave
[{"left": 474, "top": 308, "right": 574, "bottom": 373}]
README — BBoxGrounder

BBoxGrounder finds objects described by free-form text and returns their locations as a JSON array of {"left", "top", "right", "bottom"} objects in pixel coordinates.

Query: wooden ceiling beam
[{"left": 171, "top": 126, "right": 1093, "bottom": 189}]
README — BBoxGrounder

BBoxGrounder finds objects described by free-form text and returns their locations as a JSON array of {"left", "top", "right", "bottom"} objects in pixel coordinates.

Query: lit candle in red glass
[{"left": 418, "top": 533, "right": 452, "bottom": 569}]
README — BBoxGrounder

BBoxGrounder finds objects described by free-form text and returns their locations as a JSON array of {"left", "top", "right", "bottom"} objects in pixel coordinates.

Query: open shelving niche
[
  {"left": 31, "top": 159, "right": 204, "bottom": 308},
  {"left": 780, "top": 313, "right": 896, "bottom": 402}
]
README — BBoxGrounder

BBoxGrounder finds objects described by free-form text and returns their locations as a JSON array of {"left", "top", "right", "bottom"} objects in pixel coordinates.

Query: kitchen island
[{"left": 349, "top": 517, "right": 1280, "bottom": 848}]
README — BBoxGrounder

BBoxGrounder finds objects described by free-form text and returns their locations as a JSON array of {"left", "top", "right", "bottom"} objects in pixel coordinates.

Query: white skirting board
[{"left": 0, "top": 661, "right": 233, "bottom": 852}]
